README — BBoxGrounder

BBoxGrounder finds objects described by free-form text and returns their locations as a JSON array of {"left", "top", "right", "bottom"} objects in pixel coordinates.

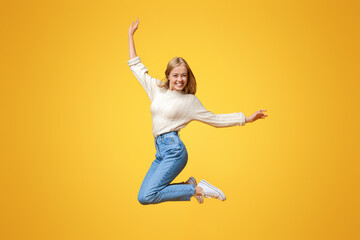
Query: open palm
[
  {"left": 129, "top": 17, "right": 139, "bottom": 36},
  {"left": 246, "top": 109, "right": 268, "bottom": 123}
]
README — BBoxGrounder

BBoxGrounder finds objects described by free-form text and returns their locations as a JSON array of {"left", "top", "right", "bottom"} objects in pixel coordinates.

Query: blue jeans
[{"left": 137, "top": 131, "right": 196, "bottom": 205}]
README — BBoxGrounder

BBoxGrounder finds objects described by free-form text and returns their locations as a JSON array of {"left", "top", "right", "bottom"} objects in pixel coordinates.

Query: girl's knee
[
  {"left": 138, "top": 192, "right": 155, "bottom": 205},
  {"left": 137, "top": 194, "right": 148, "bottom": 205}
]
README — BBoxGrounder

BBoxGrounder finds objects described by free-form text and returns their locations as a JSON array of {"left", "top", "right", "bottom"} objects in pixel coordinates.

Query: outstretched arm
[
  {"left": 190, "top": 96, "right": 268, "bottom": 127},
  {"left": 190, "top": 96, "right": 246, "bottom": 127},
  {"left": 128, "top": 17, "right": 139, "bottom": 59}
]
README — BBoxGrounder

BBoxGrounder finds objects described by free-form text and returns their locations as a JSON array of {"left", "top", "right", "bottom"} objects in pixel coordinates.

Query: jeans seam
[
  {"left": 157, "top": 188, "right": 195, "bottom": 199},
  {"left": 160, "top": 189, "right": 194, "bottom": 194},
  {"left": 158, "top": 156, "right": 178, "bottom": 189},
  {"left": 157, "top": 146, "right": 186, "bottom": 195}
]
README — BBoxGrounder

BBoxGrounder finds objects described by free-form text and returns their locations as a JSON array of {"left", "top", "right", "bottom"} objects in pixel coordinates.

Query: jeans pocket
[{"left": 161, "top": 135, "right": 178, "bottom": 145}]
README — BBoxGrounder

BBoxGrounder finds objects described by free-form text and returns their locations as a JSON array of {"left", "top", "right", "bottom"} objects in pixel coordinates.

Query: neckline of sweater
[{"left": 166, "top": 89, "right": 184, "bottom": 95}]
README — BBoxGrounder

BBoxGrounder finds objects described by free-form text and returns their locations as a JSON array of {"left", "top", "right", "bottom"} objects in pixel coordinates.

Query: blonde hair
[{"left": 157, "top": 57, "right": 197, "bottom": 94}]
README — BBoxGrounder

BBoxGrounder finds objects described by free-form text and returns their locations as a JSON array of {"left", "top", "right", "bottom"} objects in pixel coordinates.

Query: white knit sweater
[{"left": 127, "top": 56, "right": 246, "bottom": 137}]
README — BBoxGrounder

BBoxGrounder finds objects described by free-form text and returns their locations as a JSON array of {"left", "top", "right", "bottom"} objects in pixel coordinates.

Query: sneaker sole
[
  {"left": 186, "top": 177, "right": 204, "bottom": 204},
  {"left": 199, "top": 179, "right": 226, "bottom": 201}
]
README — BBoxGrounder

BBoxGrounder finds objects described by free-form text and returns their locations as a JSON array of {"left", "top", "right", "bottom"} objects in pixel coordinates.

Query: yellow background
[{"left": 1, "top": 0, "right": 359, "bottom": 239}]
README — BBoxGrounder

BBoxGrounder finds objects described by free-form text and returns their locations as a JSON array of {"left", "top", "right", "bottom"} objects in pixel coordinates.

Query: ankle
[{"left": 194, "top": 186, "right": 203, "bottom": 196}]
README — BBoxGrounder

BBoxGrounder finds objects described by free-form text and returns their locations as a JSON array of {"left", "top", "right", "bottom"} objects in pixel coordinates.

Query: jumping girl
[{"left": 128, "top": 17, "right": 268, "bottom": 205}]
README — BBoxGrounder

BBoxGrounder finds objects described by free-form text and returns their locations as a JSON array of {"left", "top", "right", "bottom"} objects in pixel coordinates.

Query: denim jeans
[{"left": 137, "top": 131, "right": 196, "bottom": 205}]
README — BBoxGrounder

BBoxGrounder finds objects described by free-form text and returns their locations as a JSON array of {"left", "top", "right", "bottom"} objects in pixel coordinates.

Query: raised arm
[
  {"left": 128, "top": 17, "right": 139, "bottom": 59},
  {"left": 127, "top": 17, "right": 162, "bottom": 102}
]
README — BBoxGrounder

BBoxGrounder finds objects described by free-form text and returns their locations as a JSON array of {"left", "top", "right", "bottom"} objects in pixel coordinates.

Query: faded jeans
[{"left": 137, "top": 131, "right": 196, "bottom": 205}]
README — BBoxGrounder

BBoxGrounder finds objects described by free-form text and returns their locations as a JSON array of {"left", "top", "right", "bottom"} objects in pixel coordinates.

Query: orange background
[{"left": 1, "top": 0, "right": 359, "bottom": 239}]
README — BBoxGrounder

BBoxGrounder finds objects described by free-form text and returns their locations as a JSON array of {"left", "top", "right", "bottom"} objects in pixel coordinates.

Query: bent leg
[
  {"left": 137, "top": 158, "right": 160, "bottom": 204},
  {"left": 138, "top": 146, "right": 195, "bottom": 205}
]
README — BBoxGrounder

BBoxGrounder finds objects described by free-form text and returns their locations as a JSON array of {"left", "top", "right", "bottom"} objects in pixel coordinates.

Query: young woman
[{"left": 128, "top": 17, "right": 268, "bottom": 205}]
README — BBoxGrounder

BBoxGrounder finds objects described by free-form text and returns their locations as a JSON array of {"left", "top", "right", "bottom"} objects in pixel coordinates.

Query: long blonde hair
[{"left": 157, "top": 57, "right": 197, "bottom": 94}]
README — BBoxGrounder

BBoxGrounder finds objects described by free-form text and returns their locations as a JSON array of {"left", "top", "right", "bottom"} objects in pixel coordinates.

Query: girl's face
[{"left": 168, "top": 65, "right": 188, "bottom": 91}]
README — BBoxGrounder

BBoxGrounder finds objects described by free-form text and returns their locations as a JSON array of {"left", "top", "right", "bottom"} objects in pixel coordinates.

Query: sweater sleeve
[
  {"left": 189, "top": 95, "right": 246, "bottom": 127},
  {"left": 127, "top": 56, "right": 161, "bottom": 101}
]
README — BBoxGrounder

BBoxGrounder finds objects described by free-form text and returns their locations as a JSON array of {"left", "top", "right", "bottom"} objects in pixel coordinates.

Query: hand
[
  {"left": 245, "top": 109, "right": 268, "bottom": 123},
  {"left": 129, "top": 17, "right": 139, "bottom": 37}
]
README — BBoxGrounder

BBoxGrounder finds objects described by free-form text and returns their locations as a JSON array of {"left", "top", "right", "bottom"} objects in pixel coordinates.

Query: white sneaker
[
  {"left": 197, "top": 179, "right": 226, "bottom": 201},
  {"left": 185, "top": 176, "right": 204, "bottom": 204}
]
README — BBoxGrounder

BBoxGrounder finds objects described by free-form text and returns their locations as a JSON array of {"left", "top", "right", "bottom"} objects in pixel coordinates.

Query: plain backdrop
[{"left": 1, "top": 0, "right": 359, "bottom": 239}]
